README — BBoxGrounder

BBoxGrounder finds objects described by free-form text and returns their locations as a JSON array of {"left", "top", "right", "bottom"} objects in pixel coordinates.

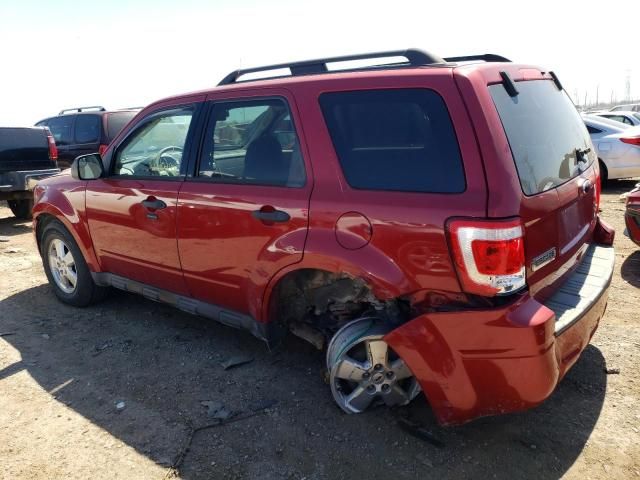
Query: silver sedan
[{"left": 583, "top": 114, "right": 640, "bottom": 183}]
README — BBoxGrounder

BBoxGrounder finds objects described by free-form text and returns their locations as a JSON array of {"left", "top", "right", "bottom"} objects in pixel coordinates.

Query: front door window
[{"left": 114, "top": 109, "right": 193, "bottom": 177}]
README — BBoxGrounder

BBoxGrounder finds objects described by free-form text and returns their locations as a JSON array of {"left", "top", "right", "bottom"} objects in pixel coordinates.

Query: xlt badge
[{"left": 531, "top": 247, "right": 557, "bottom": 272}]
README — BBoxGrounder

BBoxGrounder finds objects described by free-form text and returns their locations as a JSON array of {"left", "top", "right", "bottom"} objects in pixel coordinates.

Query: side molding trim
[{"left": 91, "top": 272, "right": 272, "bottom": 344}]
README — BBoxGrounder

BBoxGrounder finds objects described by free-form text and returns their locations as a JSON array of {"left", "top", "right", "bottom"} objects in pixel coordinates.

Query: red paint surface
[
  {"left": 334, "top": 212, "right": 372, "bottom": 250},
  {"left": 626, "top": 192, "right": 640, "bottom": 247}
]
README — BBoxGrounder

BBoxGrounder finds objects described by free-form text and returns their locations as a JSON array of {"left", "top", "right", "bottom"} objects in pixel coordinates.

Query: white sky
[{"left": 1, "top": 0, "right": 639, "bottom": 126}]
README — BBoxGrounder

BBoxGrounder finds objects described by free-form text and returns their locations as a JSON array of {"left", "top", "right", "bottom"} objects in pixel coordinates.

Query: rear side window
[
  {"left": 106, "top": 111, "right": 137, "bottom": 142},
  {"left": 587, "top": 125, "right": 602, "bottom": 134},
  {"left": 319, "top": 89, "right": 465, "bottom": 193},
  {"left": 47, "top": 115, "right": 74, "bottom": 145},
  {"left": 490, "top": 81, "right": 594, "bottom": 196},
  {"left": 74, "top": 114, "right": 101, "bottom": 143}
]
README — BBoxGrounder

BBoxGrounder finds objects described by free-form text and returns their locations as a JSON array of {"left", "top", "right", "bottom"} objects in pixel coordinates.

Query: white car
[
  {"left": 583, "top": 114, "right": 640, "bottom": 183},
  {"left": 595, "top": 110, "right": 640, "bottom": 127},
  {"left": 610, "top": 103, "right": 640, "bottom": 112}
]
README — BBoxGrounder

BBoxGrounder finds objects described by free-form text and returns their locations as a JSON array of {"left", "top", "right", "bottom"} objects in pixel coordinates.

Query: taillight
[
  {"left": 448, "top": 218, "right": 526, "bottom": 296},
  {"left": 47, "top": 133, "right": 58, "bottom": 162},
  {"left": 621, "top": 136, "right": 640, "bottom": 146},
  {"left": 98, "top": 144, "right": 108, "bottom": 156}
]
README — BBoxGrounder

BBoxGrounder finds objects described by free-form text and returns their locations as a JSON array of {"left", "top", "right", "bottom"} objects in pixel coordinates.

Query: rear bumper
[
  {"left": 0, "top": 169, "right": 60, "bottom": 196},
  {"left": 384, "top": 244, "right": 614, "bottom": 426}
]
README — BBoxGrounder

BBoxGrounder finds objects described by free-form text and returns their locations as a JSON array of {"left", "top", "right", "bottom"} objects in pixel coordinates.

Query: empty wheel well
[{"left": 268, "top": 269, "right": 407, "bottom": 349}]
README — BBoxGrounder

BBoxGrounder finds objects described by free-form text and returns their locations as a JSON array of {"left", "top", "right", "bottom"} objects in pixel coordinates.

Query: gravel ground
[{"left": 0, "top": 181, "right": 639, "bottom": 480}]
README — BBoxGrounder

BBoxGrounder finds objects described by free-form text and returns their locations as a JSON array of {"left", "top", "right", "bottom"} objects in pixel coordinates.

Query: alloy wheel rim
[
  {"left": 47, "top": 238, "right": 77, "bottom": 294},
  {"left": 327, "top": 318, "right": 420, "bottom": 413}
]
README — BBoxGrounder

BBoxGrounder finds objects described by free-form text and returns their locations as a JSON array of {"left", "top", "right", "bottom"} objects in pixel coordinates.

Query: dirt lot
[{"left": 1, "top": 182, "right": 639, "bottom": 480}]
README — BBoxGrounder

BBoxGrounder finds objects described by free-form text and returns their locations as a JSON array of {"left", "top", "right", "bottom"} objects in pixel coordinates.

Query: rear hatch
[
  {"left": 489, "top": 79, "right": 599, "bottom": 299},
  {"left": 0, "top": 127, "right": 55, "bottom": 173}
]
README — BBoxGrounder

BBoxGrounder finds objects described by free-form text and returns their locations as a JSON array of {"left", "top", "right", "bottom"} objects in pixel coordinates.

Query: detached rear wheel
[
  {"left": 326, "top": 318, "right": 420, "bottom": 413},
  {"left": 8, "top": 199, "right": 33, "bottom": 220},
  {"left": 40, "top": 221, "right": 107, "bottom": 306}
]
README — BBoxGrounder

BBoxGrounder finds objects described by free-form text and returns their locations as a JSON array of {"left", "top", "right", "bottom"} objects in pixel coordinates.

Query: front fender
[{"left": 33, "top": 183, "right": 101, "bottom": 272}]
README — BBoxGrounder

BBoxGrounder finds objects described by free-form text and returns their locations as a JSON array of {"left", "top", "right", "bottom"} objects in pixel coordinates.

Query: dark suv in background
[{"left": 35, "top": 106, "right": 139, "bottom": 168}]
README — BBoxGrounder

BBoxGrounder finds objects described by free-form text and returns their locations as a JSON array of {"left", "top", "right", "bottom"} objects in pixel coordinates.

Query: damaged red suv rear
[{"left": 32, "top": 49, "right": 615, "bottom": 425}]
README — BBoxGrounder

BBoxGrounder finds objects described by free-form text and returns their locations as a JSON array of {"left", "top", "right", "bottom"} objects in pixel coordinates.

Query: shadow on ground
[
  {"left": 621, "top": 251, "right": 640, "bottom": 288},
  {"left": 0, "top": 213, "right": 32, "bottom": 239},
  {"left": 602, "top": 179, "right": 639, "bottom": 196},
  {"left": 0, "top": 285, "right": 607, "bottom": 479}
]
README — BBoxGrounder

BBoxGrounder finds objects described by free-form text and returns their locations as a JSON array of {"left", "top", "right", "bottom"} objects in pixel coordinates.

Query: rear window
[
  {"left": 106, "top": 111, "right": 137, "bottom": 142},
  {"left": 0, "top": 128, "right": 52, "bottom": 172},
  {"left": 490, "top": 80, "right": 595, "bottom": 195},
  {"left": 319, "top": 89, "right": 465, "bottom": 193}
]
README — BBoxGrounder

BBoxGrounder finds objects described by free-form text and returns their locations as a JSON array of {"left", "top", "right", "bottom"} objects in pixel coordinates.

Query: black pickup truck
[{"left": 0, "top": 127, "right": 60, "bottom": 219}]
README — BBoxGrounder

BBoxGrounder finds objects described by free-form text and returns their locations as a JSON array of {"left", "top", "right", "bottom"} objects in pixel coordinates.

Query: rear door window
[
  {"left": 47, "top": 115, "right": 74, "bottom": 145},
  {"left": 319, "top": 89, "right": 465, "bottom": 193},
  {"left": 490, "top": 80, "right": 595, "bottom": 196},
  {"left": 74, "top": 114, "right": 101, "bottom": 143},
  {"left": 198, "top": 98, "right": 306, "bottom": 187}
]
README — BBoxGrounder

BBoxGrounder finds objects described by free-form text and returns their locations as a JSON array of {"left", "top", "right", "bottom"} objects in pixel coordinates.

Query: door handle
[
  {"left": 142, "top": 197, "right": 167, "bottom": 210},
  {"left": 252, "top": 207, "right": 290, "bottom": 223}
]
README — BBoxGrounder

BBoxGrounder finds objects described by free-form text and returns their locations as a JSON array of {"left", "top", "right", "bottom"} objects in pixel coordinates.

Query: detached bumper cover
[{"left": 384, "top": 244, "right": 614, "bottom": 426}]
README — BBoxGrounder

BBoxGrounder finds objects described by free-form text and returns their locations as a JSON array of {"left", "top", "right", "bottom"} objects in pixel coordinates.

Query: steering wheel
[{"left": 154, "top": 146, "right": 183, "bottom": 169}]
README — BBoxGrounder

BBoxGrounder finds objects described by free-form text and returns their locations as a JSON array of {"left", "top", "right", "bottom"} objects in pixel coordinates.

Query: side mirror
[{"left": 71, "top": 153, "right": 104, "bottom": 180}]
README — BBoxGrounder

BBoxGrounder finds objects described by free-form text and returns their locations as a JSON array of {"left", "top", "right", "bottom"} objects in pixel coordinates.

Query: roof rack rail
[
  {"left": 443, "top": 54, "right": 511, "bottom": 63},
  {"left": 59, "top": 106, "right": 106, "bottom": 115},
  {"left": 218, "top": 48, "right": 446, "bottom": 86}
]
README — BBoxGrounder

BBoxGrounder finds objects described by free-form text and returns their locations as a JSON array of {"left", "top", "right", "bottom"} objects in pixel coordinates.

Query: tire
[
  {"left": 8, "top": 198, "right": 33, "bottom": 220},
  {"left": 40, "top": 220, "right": 107, "bottom": 307},
  {"left": 598, "top": 160, "right": 609, "bottom": 189}
]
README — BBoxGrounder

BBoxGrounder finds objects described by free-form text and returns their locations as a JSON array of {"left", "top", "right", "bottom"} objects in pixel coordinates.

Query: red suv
[{"left": 32, "top": 49, "right": 615, "bottom": 425}]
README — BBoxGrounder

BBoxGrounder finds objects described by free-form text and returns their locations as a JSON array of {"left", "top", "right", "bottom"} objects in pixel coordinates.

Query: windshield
[{"left": 490, "top": 80, "right": 595, "bottom": 195}]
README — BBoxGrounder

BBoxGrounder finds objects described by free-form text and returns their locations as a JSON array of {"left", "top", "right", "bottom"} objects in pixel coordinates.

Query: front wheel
[
  {"left": 8, "top": 198, "right": 33, "bottom": 219},
  {"left": 40, "top": 221, "right": 107, "bottom": 306}
]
